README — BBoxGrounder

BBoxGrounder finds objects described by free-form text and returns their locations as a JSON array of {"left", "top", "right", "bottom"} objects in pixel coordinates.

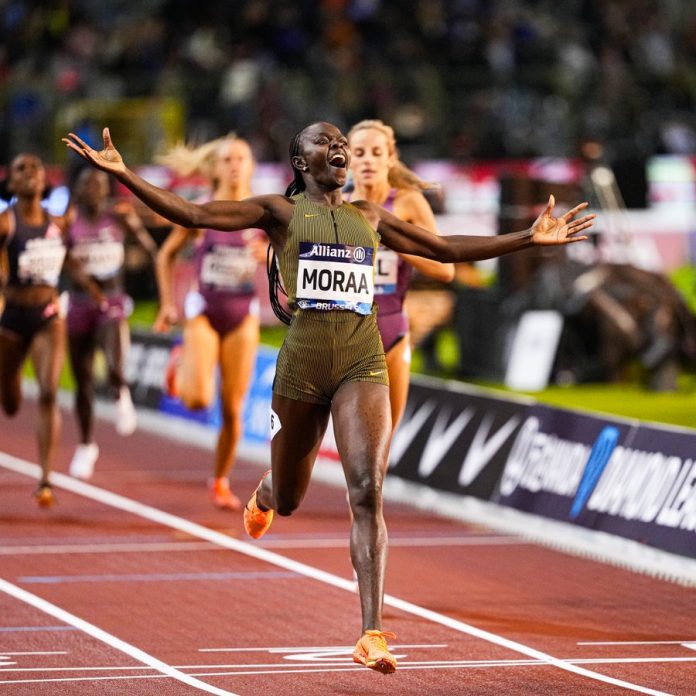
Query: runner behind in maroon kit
[{"left": 65, "top": 168, "right": 157, "bottom": 479}]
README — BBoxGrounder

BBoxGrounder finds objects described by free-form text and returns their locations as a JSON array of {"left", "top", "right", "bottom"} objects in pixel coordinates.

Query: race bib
[
  {"left": 200, "top": 246, "right": 257, "bottom": 291},
  {"left": 18, "top": 237, "right": 66, "bottom": 286},
  {"left": 374, "top": 247, "right": 399, "bottom": 295},
  {"left": 72, "top": 240, "right": 124, "bottom": 279},
  {"left": 296, "top": 242, "right": 374, "bottom": 314}
]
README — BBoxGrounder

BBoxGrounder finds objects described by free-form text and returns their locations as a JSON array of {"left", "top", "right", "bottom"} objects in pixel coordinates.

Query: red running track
[{"left": 1, "top": 398, "right": 695, "bottom": 695}]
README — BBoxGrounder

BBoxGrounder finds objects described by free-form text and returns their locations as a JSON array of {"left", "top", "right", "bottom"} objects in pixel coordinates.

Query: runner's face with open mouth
[{"left": 299, "top": 122, "right": 351, "bottom": 191}]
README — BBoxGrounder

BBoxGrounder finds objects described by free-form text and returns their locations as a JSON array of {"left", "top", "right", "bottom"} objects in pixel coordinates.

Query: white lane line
[
  {"left": 259, "top": 535, "right": 527, "bottom": 548},
  {"left": 578, "top": 640, "right": 696, "bottom": 646},
  {"left": 0, "top": 652, "right": 67, "bottom": 656},
  {"left": 0, "top": 542, "right": 218, "bottom": 555},
  {"left": 0, "top": 674, "right": 173, "bottom": 686},
  {"left": 17, "top": 571, "right": 296, "bottom": 584},
  {"left": 6, "top": 655, "right": 692, "bottom": 686},
  {"left": 3, "top": 655, "right": 696, "bottom": 673},
  {"left": 0, "top": 578, "right": 237, "bottom": 696},
  {"left": 0, "top": 452, "right": 671, "bottom": 696},
  {"left": 199, "top": 643, "right": 447, "bottom": 652},
  {"left": 0, "top": 536, "right": 525, "bottom": 556},
  {"left": 2, "top": 655, "right": 696, "bottom": 686},
  {"left": 388, "top": 536, "right": 528, "bottom": 547}
]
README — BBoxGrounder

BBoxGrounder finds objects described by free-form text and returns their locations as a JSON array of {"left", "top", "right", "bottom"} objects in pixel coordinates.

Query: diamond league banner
[
  {"left": 387, "top": 378, "right": 529, "bottom": 500},
  {"left": 123, "top": 331, "right": 696, "bottom": 559},
  {"left": 386, "top": 377, "right": 696, "bottom": 559},
  {"left": 493, "top": 404, "right": 696, "bottom": 559}
]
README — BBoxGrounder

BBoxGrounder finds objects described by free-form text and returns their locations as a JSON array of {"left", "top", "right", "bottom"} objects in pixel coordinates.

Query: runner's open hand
[
  {"left": 531, "top": 195, "right": 595, "bottom": 246},
  {"left": 62, "top": 128, "right": 126, "bottom": 176}
]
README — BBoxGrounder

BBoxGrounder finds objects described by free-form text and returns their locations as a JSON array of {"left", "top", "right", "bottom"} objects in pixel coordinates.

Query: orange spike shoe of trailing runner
[
  {"left": 352, "top": 630, "right": 397, "bottom": 674},
  {"left": 243, "top": 469, "right": 274, "bottom": 539},
  {"left": 209, "top": 477, "right": 242, "bottom": 511},
  {"left": 34, "top": 483, "right": 55, "bottom": 509}
]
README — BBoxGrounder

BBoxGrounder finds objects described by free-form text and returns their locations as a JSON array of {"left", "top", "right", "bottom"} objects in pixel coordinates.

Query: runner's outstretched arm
[
  {"left": 364, "top": 195, "right": 595, "bottom": 263},
  {"left": 63, "top": 128, "right": 280, "bottom": 233}
]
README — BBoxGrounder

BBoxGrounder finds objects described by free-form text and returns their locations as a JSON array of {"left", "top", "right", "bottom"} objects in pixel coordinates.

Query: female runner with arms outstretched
[{"left": 64, "top": 123, "right": 594, "bottom": 674}]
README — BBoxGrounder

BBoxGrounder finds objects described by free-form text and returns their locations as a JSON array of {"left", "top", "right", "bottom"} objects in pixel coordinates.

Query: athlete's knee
[
  {"left": 220, "top": 400, "right": 243, "bottom": 426},
  {"left": 181, "top": 393, "right": 210, "bottom": 411},
  {"left": 106, "top": 367, "right": 125, "bottom": 390},
  {"left": 1, "top": 396, "right": 20, "bottom": 417},
  {"left": 348, "top": 472, "right": 383, "bottom": 513},
  {"left": 37, "top": 388, "right": 58, "bottom": 409},
  {"left": 275, "top": 497, "right": 301, "bottom": 517},
  {"left": 75, "top": 381, "right": 94, "bottom": 403},
  {"left": 275, "top": 489, "right": 303, "bottom": 517}
]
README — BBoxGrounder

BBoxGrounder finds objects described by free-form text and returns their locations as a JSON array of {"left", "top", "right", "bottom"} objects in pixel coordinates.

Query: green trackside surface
[
  {"left": 409, "top": 325, "right": 696, "bottom": 430},
  {"left": 502, "top": 380, "right": 696, "bottom": 430}
]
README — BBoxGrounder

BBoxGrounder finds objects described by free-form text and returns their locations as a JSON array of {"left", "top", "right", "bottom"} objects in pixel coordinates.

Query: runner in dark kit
[
  {"left": 63, "top": 123, "right": 595, "bottom": 674},
  {"left": 0, "top": 154, "right": 99, "bottom": 505}
]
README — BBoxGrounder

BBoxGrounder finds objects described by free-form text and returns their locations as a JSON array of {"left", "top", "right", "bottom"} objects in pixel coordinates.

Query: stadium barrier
[{"left": 125, "top": 330, "right": 696, "bottom": 562}]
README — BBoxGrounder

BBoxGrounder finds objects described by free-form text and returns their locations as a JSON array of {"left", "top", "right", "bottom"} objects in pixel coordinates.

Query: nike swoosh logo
[
  {"left": 368, "top": 370, "right": 384, "bottom": 377},
  {"left": 304, "top": 213, "right": 320, "bottom": 218}
]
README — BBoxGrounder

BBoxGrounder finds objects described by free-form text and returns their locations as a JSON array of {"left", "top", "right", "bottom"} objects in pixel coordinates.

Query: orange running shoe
[
  {"left": 209, "top": 477, "right": 242, "bottom": 511},
  {"left": 353, "top": 630, "right": 397, "bottom": 674},
  {"left": 34, "top": 483, "right": 55, "bottom": 509},
  {"left": 243, "top": 469, "right": 274, "bottom": 539}
]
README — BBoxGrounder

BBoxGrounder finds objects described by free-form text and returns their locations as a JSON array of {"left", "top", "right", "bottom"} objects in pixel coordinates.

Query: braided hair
[
  {"left": 283, "top": 127, "right": 307, "bottom": 197},
  {"left": 267, "top": 125, "right": 312, "bottom": 325}
]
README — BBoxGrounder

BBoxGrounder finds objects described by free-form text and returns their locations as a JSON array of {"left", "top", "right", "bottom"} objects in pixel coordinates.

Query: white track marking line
[
  {"left": 0, "top": 452, "right": 671, "bottom": 696},
  {"left": 0, "top": 578, "right": 237, "bottom": 696},
  {"left": 578, "top": 640, "right": 696, "bottom": 646},
  {"left": 388, "top": 535, "right": 528, "bottom": 546},
  {"left": 199, "top": 643, "right": 448, "bottom": 652},
  {"left": 3, "top": 655, "right": 696, "bottom": 673},
  {"left": 5, "top": 656, "right": 691, "bottom": 684},
  {"left": 382, "top": 593, "right": 674, "bottom": 696},
  {"left": 2, "top": 655, "right": 696, "bottom": 686},
  {"left": 0, "top": 542, "right": 218, "bottom": 555},
  {"left": 0, "top": 652, "right": 67, "bottom": 656},
  {"left": 0, "top": 536, "right": 526, "bottom": 556},
  {"left": 0, "top": 674, "right": 173, "bottom": 686}
]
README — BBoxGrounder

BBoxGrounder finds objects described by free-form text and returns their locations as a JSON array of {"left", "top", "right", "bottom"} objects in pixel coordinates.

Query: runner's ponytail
[{"left": 267, "top": 243, "right": 292, "bottom": 325}]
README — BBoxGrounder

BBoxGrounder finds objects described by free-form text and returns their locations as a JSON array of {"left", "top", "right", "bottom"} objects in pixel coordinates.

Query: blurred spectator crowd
[{"left": 2, "top": 0, "right": 696, "bottom": 165}]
